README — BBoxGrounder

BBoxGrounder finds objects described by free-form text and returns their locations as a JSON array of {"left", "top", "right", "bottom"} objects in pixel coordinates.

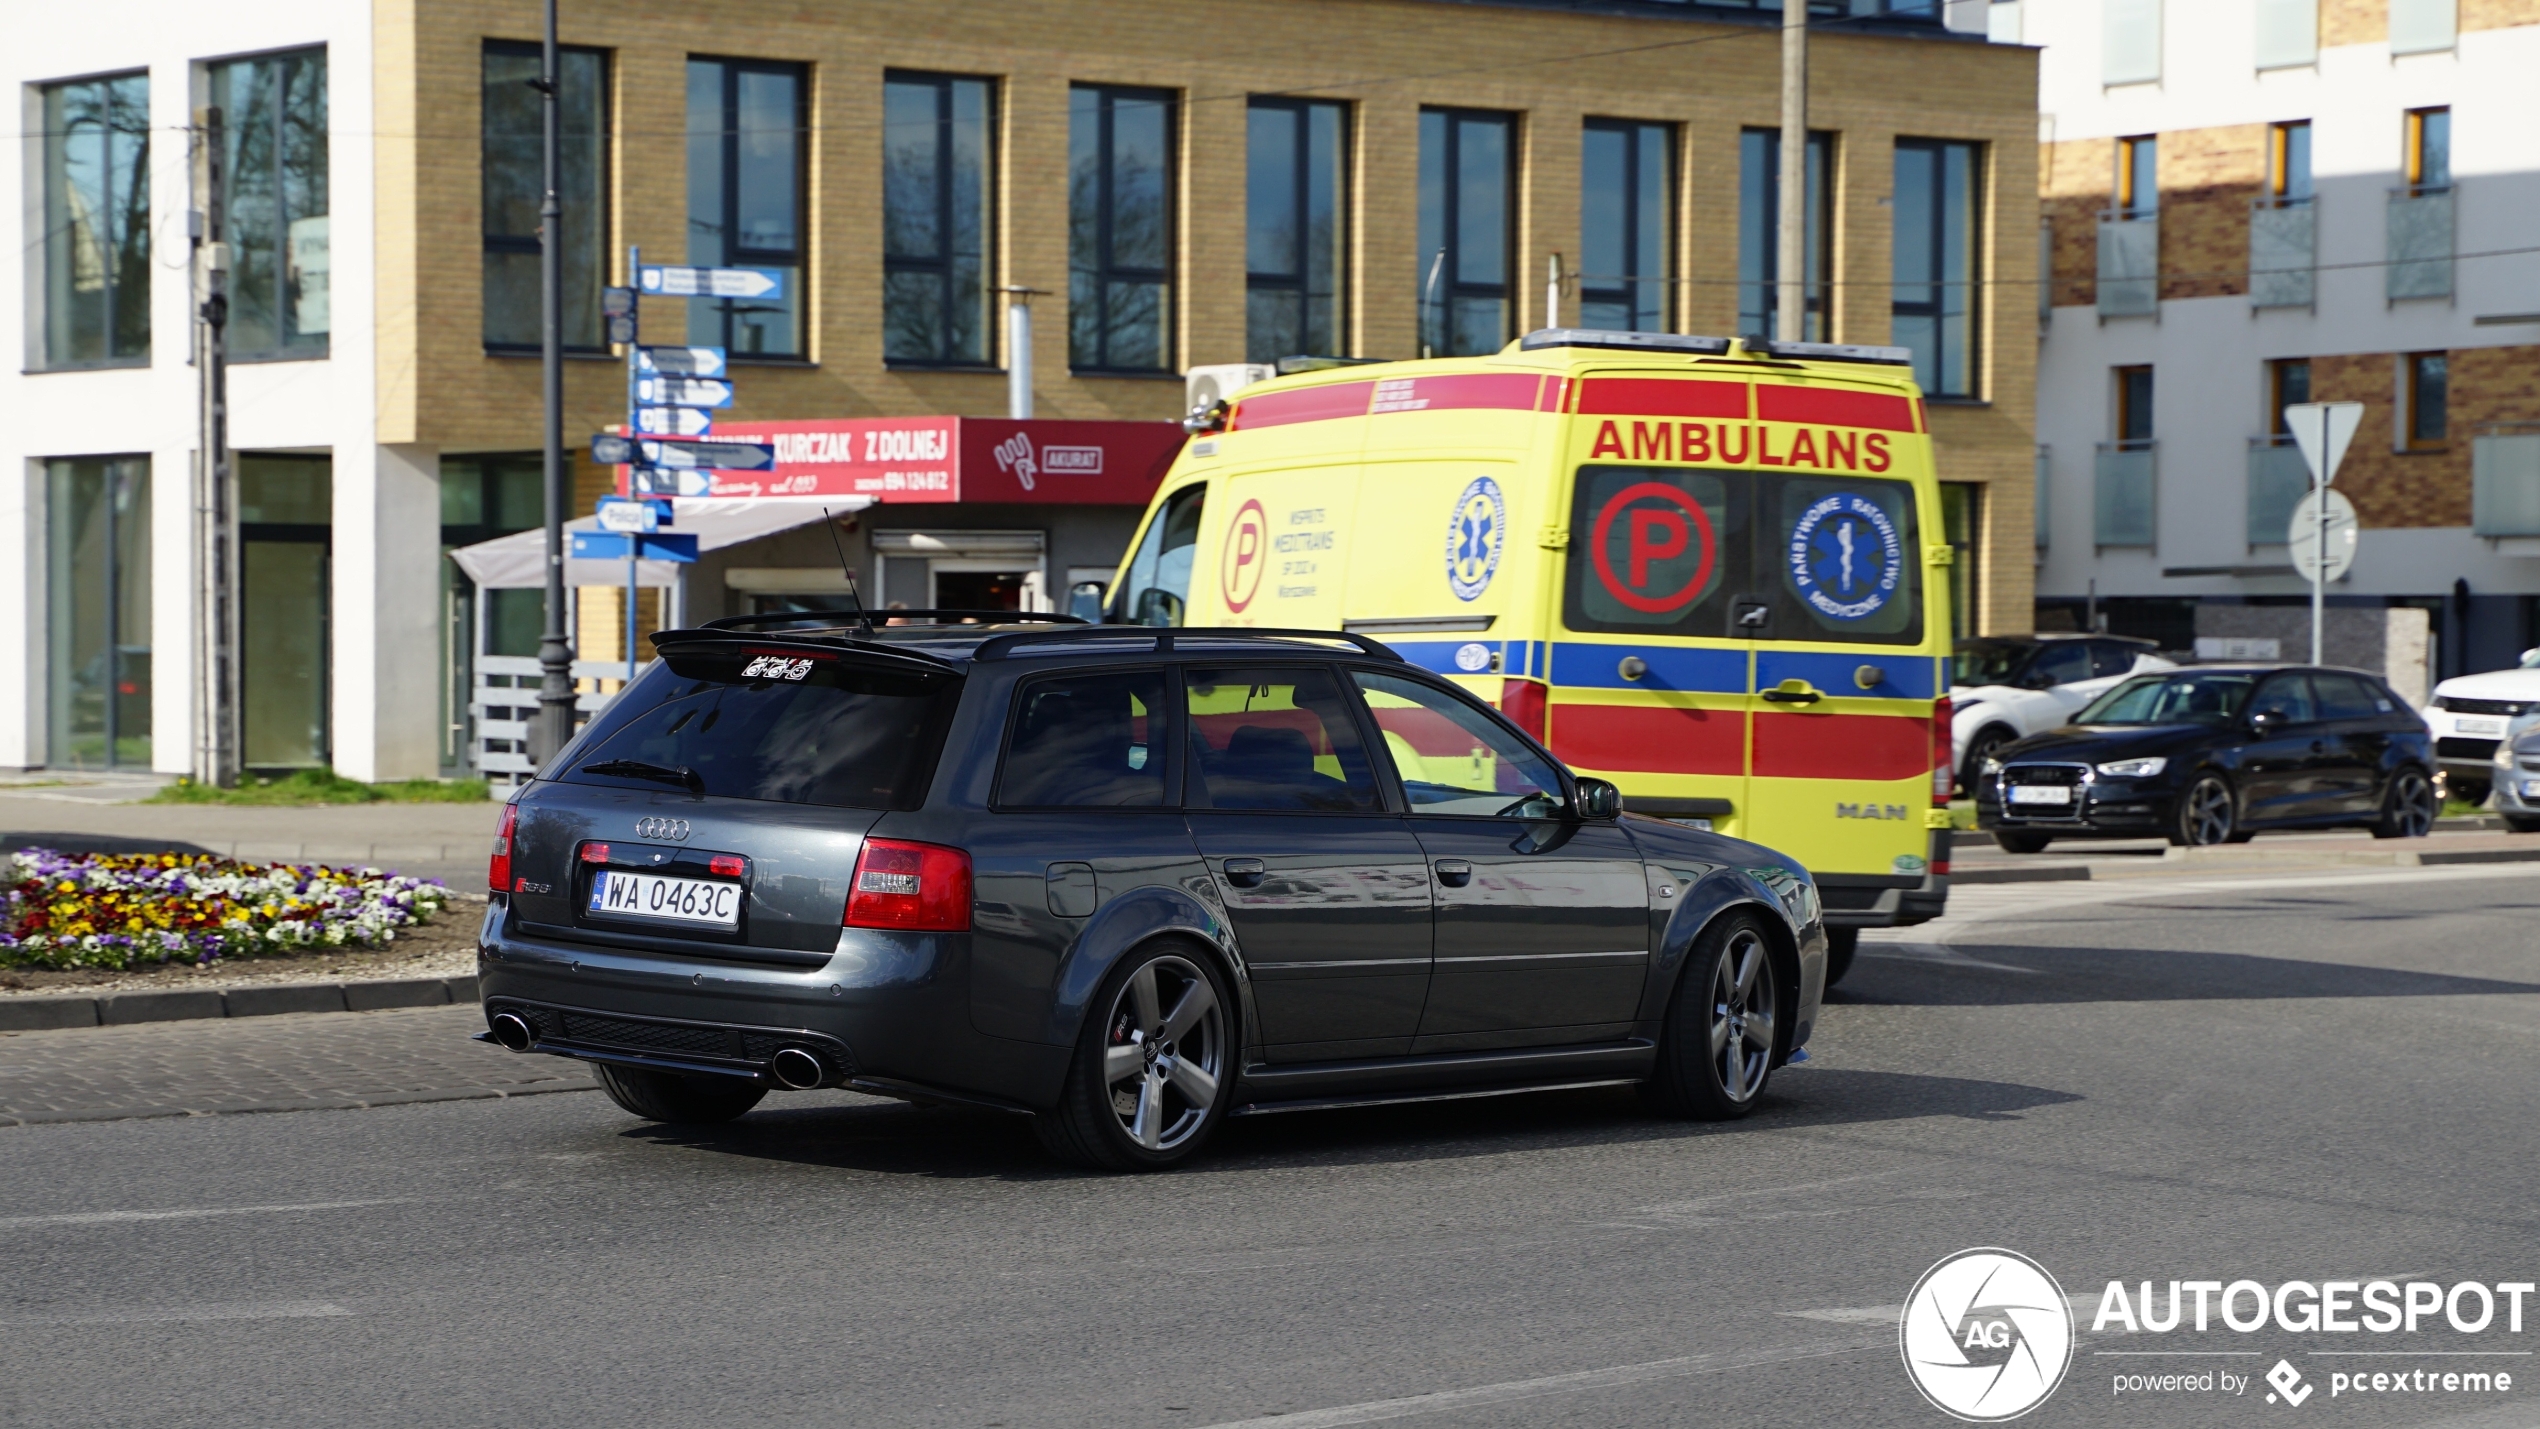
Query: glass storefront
[
  {"left": 238, "top": 454, "right": 332, "bottom": 768},
  {"left": 45, "top": 457, "right": 151, "bottom": 768}
]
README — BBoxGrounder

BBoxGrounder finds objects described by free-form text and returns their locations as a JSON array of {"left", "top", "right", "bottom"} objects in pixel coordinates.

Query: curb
[
  {"left": 0, "top": 1078, "right": 592, "bottom": 1129},
  {"left": 0, "top": 975, "right": 479, "bottom": 1033},
  {"left": 1952, "top": 863, "right": 2091, "bottom": 884}
]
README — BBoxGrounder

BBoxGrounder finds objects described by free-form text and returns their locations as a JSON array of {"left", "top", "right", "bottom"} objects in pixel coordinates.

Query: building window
[
  {"left": 2268, "top": 121, "right": 2312, "bottom": 205},
  {"left": 1579, "top": 119, "right": 1673, "bottom": 335},
  {"left": 1940, "top": 483, "right": 1983, "bottom": 639},
  {"left": 688, "top": 59, "right": 807, "bottom": 357},
  {"left": 1891, "top": 139, "right": 1981, "bottom": 399},
  {"left": 2268, "top": 357, "right": 2311, "bottom": 431},
  {"left": 882, "top": 73, "right": 996, "bottom": 367},
  {"left": 1069, "top": 85, "right": 1177, "bottom": 373},
  {"left": 2115, "top": 134, "right": 2158, "bottom": 218},
  {"left": 2255, "top": 0, "right": 2319, "bottom": 67},
  {"left": 2116, "top": 365, "right": 2155, "bottom": 446},
  {"left": 209, "top": 49, "right": 329, "bottom": 360},
  {"left": 1418, "top": 108, "right": 1516, "bottom": 357},
  {"left": 45, "top": 457, "right": 151, "bottom": 769},
  {"left": 1247, "top": 98, "right": 1349, "bottom": 363},
  {"left": 482, "top": 42, "right": 607, "bottom": 351},
  {"left": 1736, "top": 128, "right": 1829, "bottom": 340},
  {"left": 38, "top": 74, "right": 151, "bottom": 368},
  {"left": 238, "top": 454, "right": 333, "bottom": 769},
  {"left": 2404, "top": 352, "right": 2447, "bottom": 450},
  {"left": 2104, "top": 0, "right": 2163, "bottom": 83},
  {"left": 2405, "top": 107, "right": 2451, "bottom": 194}
]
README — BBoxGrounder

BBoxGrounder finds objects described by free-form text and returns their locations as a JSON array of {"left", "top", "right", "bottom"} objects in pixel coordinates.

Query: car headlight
[
  {"left": 1981, "top": 756, "right": 2003, "bottom": 776},
  {"left": 2096, "top": 756, "right": 2167, "bottom": 778},
  {"left": 2498, "top": 745, "right": 2517, "bottom": 769}
]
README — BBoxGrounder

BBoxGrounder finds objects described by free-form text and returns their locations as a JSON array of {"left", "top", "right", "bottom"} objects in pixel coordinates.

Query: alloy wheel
[
  {"left": 1710, "top": 927, "right": 1777, "bottom": 1104},
  {"left": 2389, "top": 769, "right": 2438, "bottom": 838},
  {"left": 1100, "top": 956, "right": 1225, "bottom": 1151},
  {"left": 2182, "top": 776, "right": 2236, "bottom": 846}
]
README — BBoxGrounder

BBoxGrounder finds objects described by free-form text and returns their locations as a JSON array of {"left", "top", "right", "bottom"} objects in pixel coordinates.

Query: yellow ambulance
[{"left": 1109, "top": 329, "right": 1956, "bottom": 960}]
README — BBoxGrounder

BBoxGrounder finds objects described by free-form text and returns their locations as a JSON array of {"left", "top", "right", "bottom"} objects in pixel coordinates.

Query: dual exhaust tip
[{"left": 489, "top": 1010, "right": 828, "bottom": 1090}]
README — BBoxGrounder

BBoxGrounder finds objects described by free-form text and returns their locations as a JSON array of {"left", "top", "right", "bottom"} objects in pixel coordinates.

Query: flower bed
[{"left": 0, "top": 848, "right": 449, "bottom": 971}]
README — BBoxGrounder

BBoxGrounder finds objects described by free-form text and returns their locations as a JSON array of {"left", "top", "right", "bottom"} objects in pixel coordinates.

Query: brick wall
[
  {"left": 2041, "top": 136, "right": 2110, "bottom": 309},
  {"left": 2156, "top": 124, "right": 2263, "bottom": 302},
  {"left": 2316, "top": 344, "right": 2540, "bottom": 530}
]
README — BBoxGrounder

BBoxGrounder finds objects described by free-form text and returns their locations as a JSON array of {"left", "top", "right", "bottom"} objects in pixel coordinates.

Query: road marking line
[
  {"left": 0, "top": 1197, "right": 412, "bottom": 1230},
  {"left": 1192, "top": 1340, "right": 1882, "bottom": 1428},
  {"left": 0, "top": 1300, "right": 351, "bottom": 1326}
]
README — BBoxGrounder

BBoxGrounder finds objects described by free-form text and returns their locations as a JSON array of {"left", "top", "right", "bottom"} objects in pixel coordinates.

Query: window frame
[
  {"left": 1069, "top": 82, "right": 1180, "bottom": 375},
  {"left": 2403, "top": 350, "right": 2448, "bottom": 452},
  {"left": 2267, "top": 357, "right": 2311, "bottom": 436},
  {"left": 2405, "top": 106, "right": 2451, "bottom": 194},
  {"left": 36, "top": 70, "right": 152, "bottom": 371},
  {"left": 207, "top": 46, "right": 330, "bottom": 362},
  {"left": 1349, "top": 665, "right": 1573, "bottom": 820},
  {"left": 2115, "top": 365, "right": 2156, "bottom": 448},
  {"left": 990, "top": 662, "right": 1182, "bottom": 812},
  {"left": 1581, "top": 117, "right": 1677, "bottom": 336},
  {"left": 882, "top": 69, "right": 998, "bottom": 370},
  {"left": 1890, "top": 136, "right": 1984, "bottom": 400},
  {"left": 481, "top": 40, "right": 610, "bottom": 355},
  {"left": 2267, "top": 120, "right": 2312, "bottom": 206},
  {"left": 2115, "top": 134, "right": 2158, "bottom": 218},
  {"left": 1737, "top": 127, "right": 1832, "bottom": 342},
  {"left": 687, "top": 54, "right": 811, "bottom": 360},
  {"left": 1245, "top": 96, "right": 1352, "bottom": 363},
  {"left": 1418, "top": 106, "right": 1519, "bottom": 358}
]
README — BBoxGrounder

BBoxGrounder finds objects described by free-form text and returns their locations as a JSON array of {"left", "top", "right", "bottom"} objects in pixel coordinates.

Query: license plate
[
  {"left": 2458, "top": 718, "right": 2505, "bottom": 737},
  {"left": 588, "top": 870, "right": 741, "bottom": 928},
  {"left": 2524, "top": 779, "right": 2540, "bottom": 799},
  {"left": 2009, "top": 785, "right": 2073, "bottom": 806}
]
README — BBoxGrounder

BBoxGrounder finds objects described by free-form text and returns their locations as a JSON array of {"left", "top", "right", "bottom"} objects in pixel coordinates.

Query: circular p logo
[
  {"left": 1590, "top": 482, "right": 1717, "bottom": 615},
  {"left": 1900, "top": 1248, "right": 2072, "bottom": 1422},
  {"left": 1221, "top": 499, "right": 1269, "bottom": 613}
]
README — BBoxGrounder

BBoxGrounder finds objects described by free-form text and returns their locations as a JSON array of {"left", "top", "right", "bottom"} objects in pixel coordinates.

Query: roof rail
[
  {"left": 647, "top": 625, "right": 963, "bottom": 675},
  {"left": 1276, "top": 354, "right": 1389, "bottom": 375},
  {"left": 697, "top": 609, "right": 1087, "bottom": 634},
  {"left": 1739, "top": 337, "right": 1915, "bottom": 367},
  {"left": 969, "top": 624, "right": 1404, "bottom": 663},
  {"left": 1521, "top": 328, "right": 1732, "bottom": 357}
]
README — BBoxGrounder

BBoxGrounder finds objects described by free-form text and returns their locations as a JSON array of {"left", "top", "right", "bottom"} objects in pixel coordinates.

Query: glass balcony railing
[
  {"left": 2388, "top": 187, "right": 2454, "bottom": 301},
  {"left": 2246, "top": 437, "right": 2311, "bottom": 547},
  {"left": 2249, "top": 199, "right": 2314, "bottom": 309},
  {"left": 2473, "top": 427, "right": 2540, "bottom": 537},
  {"left": 2097, "top": 213, "right": 2159, "bottom": 317},
  {"left": 2094, "top": 442, "right": 2157, "bottom": 547}
]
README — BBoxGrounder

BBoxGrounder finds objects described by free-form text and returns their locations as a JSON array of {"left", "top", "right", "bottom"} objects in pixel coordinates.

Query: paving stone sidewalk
[{"left": 0, "top": 1005, "right": 592, "bottom": 1126}]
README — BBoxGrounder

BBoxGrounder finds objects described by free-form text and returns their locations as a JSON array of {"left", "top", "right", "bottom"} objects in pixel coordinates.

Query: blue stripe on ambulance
[
  {"left": 1382, "top": 639, "right": 1549, "bottom": 680},
  {"left": 1754, "top": 650, "right": 1940, "bottom": 700},
  {"left": 1547, "top": 643, "right": 1747, "bottom": 693}
]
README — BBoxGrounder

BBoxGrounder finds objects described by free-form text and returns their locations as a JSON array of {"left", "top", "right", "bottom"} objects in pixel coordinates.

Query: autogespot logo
[{"left": 1902, "top": 1248, "right": 2076, "bottom": 1422}]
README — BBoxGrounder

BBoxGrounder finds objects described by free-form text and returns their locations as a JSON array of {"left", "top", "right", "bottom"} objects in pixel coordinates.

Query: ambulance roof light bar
[
  {"left": 1739, "top": 337, "right": 1917, "bottom": 367},
  {"left": 1520, "top": 328, "right": 1732, "bottom": 356}
]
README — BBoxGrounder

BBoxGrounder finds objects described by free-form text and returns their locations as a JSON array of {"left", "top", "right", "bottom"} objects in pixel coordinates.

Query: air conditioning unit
[{"left": 1185, "top": 363, "right": 1274, "bottom": 415}]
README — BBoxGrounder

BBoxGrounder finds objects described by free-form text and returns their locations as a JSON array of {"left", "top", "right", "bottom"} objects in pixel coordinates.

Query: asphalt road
[{"left": 4, "top": 867, "right": 2539, "bottom": 1428}]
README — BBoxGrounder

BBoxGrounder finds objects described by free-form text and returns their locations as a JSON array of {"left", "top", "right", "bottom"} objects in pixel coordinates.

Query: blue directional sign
[
  {"left": 635, "top": 438, "right": 777, "bottom": 472},
  {"left": 635, "top": 346, "right": 728, "bottom": 378},
  {"left": 635, "top": 407, "right": 713, "bottom": 437},
  {"left": 595, "top": 496, "right": 668, "bottom": 534},
  {"left": 572, "top": 531, "right": 699, "bottom": 563},
  {"left": 637, "top": 265, "right": 785, "bottom": 300},
  {"left": 634, "top": 375, "right": 734, "bottom": 409}
]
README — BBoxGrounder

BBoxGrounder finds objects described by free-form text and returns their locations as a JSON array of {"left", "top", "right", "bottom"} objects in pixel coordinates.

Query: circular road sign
[{"left": 2287, "top": 488, "right": 2358, "bottom": 582}]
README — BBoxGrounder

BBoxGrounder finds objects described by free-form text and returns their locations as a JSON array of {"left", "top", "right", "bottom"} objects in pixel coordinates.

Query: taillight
[
  {"left": 490, "top": 802, "right": 519, "bottom": 894},
  {"left": 580, "top": 842, "right": 609, "bottom": 863},
  {"left": 708, "top": 854, "right": 746, "bottom": 878},
  {"left": 845, "top": 838, "right": 972, "bottom": 932},
  {"left": 1501, "top": 678, "right": 1549, "bottom": 744},
  {"left": 1932, "top": 696, "right": 1954, "bottom": 804}
]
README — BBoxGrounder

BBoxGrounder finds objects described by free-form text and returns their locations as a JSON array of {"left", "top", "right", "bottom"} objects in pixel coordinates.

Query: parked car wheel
[
  {"left": 1994, "top": 830, "right": 2054, "bottom": 854},
  {"left": 2172, "top": 773, "right": 2239, "bottom": 847},
  {"left": 1035, "top": 944, "right": 1234, "bottom": 1171},
  {"left": 1959, "top": 726, "right": 2016, "bottom": 795},
  {"left": 1642, "top": 913, "right": 1779, "bottom": 1121},
  {"left": 1824, "top": 926, "right": 1858, "bottom": 988},
  {"left": 592, "top": 1065, "right": 766, "bottom": 1124},
  {"left": 2370, "top": 767, "right": 2439, "bottom": 840}
]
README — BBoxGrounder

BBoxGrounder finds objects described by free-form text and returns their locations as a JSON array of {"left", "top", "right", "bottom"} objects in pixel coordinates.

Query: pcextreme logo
[{"left": 1901, "top": 1248, "right": 2075, "bottom": 1422}]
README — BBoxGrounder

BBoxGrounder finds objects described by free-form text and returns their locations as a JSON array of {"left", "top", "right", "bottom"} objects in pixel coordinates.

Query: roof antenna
[{"left": 820, "top": 506, "right": 864, "bottom": 613}]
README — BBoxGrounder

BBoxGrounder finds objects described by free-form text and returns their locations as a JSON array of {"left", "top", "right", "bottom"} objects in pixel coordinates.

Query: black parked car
[
  {"left": 1974, "top": 665, "right": 2439, "bottom": 851},
  {"left": 477, "top": 615, "right": 1828, "bottom": 1170}
]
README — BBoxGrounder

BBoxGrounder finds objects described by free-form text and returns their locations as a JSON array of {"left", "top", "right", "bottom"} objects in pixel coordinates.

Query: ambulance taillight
[{"left": 1931, "top": 696, "right": 1954, "bottom": 804}]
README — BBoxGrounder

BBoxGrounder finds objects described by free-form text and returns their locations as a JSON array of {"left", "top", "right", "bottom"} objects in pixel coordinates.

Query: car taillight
[
  {"left": 1932, "top": 696, "right": 1954, "bottom": 804},
  {"left": 580, "top": 842, "right": 609, "bottom": 863},
  {"left": 1501, "top": 678, "right": 1549, "bottom": 743},
  {"left": 490, "top": 802, "right": 519, "bottom": 894},
  {"left": 708, "top": 854, "right": 746, "bottom": 878},
  {"left": 845, "top": 838, "right": 972, "bottom": 932}
]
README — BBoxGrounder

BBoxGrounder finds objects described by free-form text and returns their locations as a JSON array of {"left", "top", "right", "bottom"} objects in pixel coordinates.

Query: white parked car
[
  {"left": 1951, "top": 635, "right": 2175, "bottom": 792},
  {"left": 2425, "top": 648, "right": 2540, "bottom": 802}
]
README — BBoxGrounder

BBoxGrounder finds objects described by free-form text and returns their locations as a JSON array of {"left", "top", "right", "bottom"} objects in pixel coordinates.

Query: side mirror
[
  {"left": 1573, "top": 777, "right": 1623, "bottom": 820},
  {"left": 2250, "top": 708, "right": 2285, "bottom": 732}
]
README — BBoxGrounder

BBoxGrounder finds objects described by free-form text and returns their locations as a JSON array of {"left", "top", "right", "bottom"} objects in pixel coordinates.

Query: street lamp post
[
  {"left": 530, "top": 0, "right": 577, "bottom": 768},
  {"left": 1776, "top": 0, "right": 1808, "bottom": 343}
]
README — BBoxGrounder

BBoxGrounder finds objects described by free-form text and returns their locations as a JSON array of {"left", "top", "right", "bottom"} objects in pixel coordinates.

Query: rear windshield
[
  {"left": 558, "top": 648, "right": 957, "bottom": 808},
  {"left": 2074, "top": 673, "right": 2256, "bottom": 726},
  {"left": 1956, "top": 640, "right": 2032, "bottom": 686}
]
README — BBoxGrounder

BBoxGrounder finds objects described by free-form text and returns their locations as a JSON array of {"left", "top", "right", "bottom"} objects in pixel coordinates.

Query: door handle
[
  {"left": 1221, "top": 857, "right": 1267, "bottom": 888},
  {"left": 1434, "top": 859, "right": 1473, "bottom": 887},
  {"left": 1760, "top": 680, "right": 1823, "bottom": 705}
]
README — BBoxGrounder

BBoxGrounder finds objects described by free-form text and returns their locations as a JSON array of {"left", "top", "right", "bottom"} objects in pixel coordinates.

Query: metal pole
[
  {"left": 626, "top": 550, "right": 638, "bottom": 685},
  {"left": 2312, "top": 407, "right": 2327, "bottom": 666},
  {"left": 199, "top": 105, "right": 238, "bottom": 786},
  {"left": 1776, "top": 0, "right": 1809, "bottom": 343},
  {"left": 531, "top": 0, "right": 577, "bottom": 767},
  {"left": 1546, "top": 253, "right": 1562, "bottom": 330},
  {"left": 1003, "top": 287, "right": 1033, "bottom": 420}
]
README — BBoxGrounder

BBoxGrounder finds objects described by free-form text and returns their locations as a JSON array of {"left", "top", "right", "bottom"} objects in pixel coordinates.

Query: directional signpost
[
  {"left": 634, "top": 374, "right": 735, "bottom": 409},
  {"left": 2284, "top": 401, "right": 2367, "bottom": 665},
  {"left": 635, "top": 346, "right": 728, "bottom": 378},
  {"left": 634, "top": 407, "right": 714, "bottom": 437},
  {"left": 638, "top": 264, "right": 786, "bottom": 300}
]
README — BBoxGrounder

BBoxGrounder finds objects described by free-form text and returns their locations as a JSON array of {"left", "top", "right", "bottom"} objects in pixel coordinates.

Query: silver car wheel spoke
[
  {"left": 1165, "top": 1055, "right": 1217, "bottom": 1110},
  {"left": 1129, "top": 964, "right": 1163, "bottom": 1038},
  {"left": 1103, "top": 1043, "right": 1145, "bottom": 1087},
  {"left": 1160, "top": 980, "right": 1216, "bottom": 1043}
]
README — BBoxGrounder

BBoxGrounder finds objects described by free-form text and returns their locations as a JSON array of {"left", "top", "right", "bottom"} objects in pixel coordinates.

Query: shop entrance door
[{"left": 238, "top": 455, "right": 332, "bottom": 770}]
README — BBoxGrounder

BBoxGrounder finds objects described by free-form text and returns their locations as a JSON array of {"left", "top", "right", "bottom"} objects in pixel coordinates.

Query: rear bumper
[{"left": 1976, "top": 782, "right": 2175, "bottom": 838}]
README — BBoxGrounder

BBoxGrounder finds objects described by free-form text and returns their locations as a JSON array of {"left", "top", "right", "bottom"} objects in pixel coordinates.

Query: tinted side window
[
  {"left": 2088, "top": 641, "right": 2139, "bottom": 679},
  {"left": 1184, "top": 666, "right": 1380, "bottom": 812},
  {"left": 1354, "top": 670, "right": 1563, "bottom": 817},
  {"left": 2029, "top": 642, "right": 2093, "bottom": 687},
  {"left": 997, "top": 668, "right": 1168, "bottom": 807},
  {"left": 2312, "top": 673, "right": 2385, "bottom": 721},
  {"left": 1111, "top": 484, "right": 1204, "bottom": 626},
  {"left": 2251, "top": 674, "right": 2319, "bottom": 723}
]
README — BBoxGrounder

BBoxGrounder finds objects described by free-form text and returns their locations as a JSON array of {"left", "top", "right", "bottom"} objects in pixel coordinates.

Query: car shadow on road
[
  {"left": 1831, "top": 942, "right": 2540, "bottom": 1007},
  {"left": 611, "top": 1066, "right": 2081, "bottom": 1180}
]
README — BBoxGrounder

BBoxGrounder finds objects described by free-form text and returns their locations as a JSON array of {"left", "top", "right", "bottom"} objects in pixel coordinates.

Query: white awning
[{"left": 446, "top": 497, "right": 873, "bottom": 589}]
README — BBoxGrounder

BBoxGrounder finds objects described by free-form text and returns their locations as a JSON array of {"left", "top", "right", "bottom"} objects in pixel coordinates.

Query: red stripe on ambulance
[
  {"left": 1367, "top": 372, "right": 1545, "bottom": 414},
  {"left": 1228, "top": 382, "right": 1376, "bottom": 430},
  {"left": 1751, "top": 713, "right": 1931, "bottom": 782},
  {"left": 1753, "top": 385, "right": 1917, "bottom": 433},
  {"left": 1575, "top": 379, "right": 1749, "bottom": 420},
  {"left": 1550, "top": 703, "right": 1746, "bottom": 777}
]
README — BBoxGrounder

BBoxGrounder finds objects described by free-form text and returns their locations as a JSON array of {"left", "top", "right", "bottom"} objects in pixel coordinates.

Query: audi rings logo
[
  {"left": 635, "top": 817, "right": 690, "bottom": 842},
  {"left": 1901, "top": 1248, "right": 2074, "bottom": 1422}
]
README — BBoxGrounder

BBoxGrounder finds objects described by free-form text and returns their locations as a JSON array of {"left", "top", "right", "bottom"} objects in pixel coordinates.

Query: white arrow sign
[
  {"left": 636, "top": 439, "right": 778, "bottom": 472},
  {"left": 2288, "top": 489, "right": 2359, "bottom": 582},
  {"left": 635, "top": 345, "right": 728, "bottom": 378},
  {"left": 637, "top": 265, "right": 785, "bottom": 300},
  {"left": 2285, "top": 401, "right": 2364, "bottom": 488},
  {"left": 634, "top": 375, "right": 734, "bottom": 409},
  {"left": 634, "top": 407, "right": 714, "bottom": 437}
]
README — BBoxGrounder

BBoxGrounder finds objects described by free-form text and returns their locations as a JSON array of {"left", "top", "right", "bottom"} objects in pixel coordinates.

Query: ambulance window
[
  {"left": 1763, "top": 473, "right": 1923, "bottom": 646},
  {"left": 1112, "top": 484, "right": 1205, "bottom": 626},
  {"left": 1561, "top": 466, "right": 1752, "bottom": 636}
]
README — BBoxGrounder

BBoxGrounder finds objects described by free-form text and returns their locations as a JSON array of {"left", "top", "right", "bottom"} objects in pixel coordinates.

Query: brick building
[
  {"left": 2020, "top": 0, "right": 2540, "bottom": 679},
  {"left": 3, "top": 0, "right": 2038, "bottom": 782}
]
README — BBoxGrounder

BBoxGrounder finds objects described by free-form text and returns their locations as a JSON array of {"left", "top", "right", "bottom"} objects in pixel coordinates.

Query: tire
[
  {"left": 592, "top": 1064, "right": 766, "bottom": 1124},
  {"left": 1823, "top": 926, "right": 1859, "bottom": 988},
  {"left": 1034, "top": 942, "right": 1235, "bottom": 1171},
  {"left": 2371, "top": 766, "right": 2440, "bottom": 839},
  {"left": 1641, "top": 912, "right": 1781, "bottom": 1121},
  {"left": 2506, "top": 814, "right": 2540, "bottom": 834},
  {"left": 2170, "top": 773, "right": 2238, "bottom": 847},
  {"left": 1994, "top": 830, "right": 2053, "bottom": 854},
  {"left": 1958, "top": 726, "right": 2016, "bottom": 796}
]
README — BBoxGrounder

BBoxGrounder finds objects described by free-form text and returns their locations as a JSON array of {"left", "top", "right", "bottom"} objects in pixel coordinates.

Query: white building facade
[{"left": 2019, "top": 0, "right": 2540, "bottom": 679}]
